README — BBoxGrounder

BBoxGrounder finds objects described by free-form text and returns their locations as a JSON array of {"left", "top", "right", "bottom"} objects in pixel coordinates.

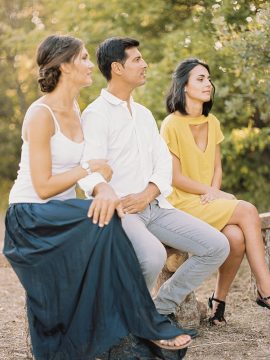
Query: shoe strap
[
  {"left": 211, "top": 296, "right": 225, "bottom": 305},
  {"left": 258, "top": 290, "right": 270, "bottom": 301},
  {"left": 209, "top": 301, "right": 226, "bottom": 324},
  {"left": 209, "top": 293, "right": 225, "bottom": 309}
]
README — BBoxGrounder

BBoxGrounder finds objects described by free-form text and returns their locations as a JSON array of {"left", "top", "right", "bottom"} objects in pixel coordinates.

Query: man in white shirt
[{"left": 79, "top": 37, "right": 230, "bottom": 317}]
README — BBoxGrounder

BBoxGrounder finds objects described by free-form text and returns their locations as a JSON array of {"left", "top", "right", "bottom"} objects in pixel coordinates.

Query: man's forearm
[{"left": 141, "top": 182, "right": 160, "bottom": 203}]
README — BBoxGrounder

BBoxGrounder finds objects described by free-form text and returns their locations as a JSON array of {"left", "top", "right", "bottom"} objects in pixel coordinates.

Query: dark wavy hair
[
  {"left": 166, "top": 58, "right": 215, "bottom": 116},
  {"left": 37, "top": 35, "right": 83, "bottom": 93},
  {"left": 96, "top": 37, "right": 140, "bottom": 81}
]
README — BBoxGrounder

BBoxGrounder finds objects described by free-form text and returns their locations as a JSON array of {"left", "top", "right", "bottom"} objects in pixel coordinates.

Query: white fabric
[
  {"left": 79, "top": 89, "right": 173, "bottom": 209},
  {"left": 9, "top": 103, "right": 104, "bottom": 204}
]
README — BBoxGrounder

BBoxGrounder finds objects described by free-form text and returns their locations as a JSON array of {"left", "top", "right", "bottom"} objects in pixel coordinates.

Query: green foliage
[
  {"left": 0, "top": 0, "right": 269, "bottom": 212},
  {"left": 211, "top": 2, "right": 270, "bottom": 130},
  {"left": 222, "top": 126, "right": 270, "bottom": 212}
]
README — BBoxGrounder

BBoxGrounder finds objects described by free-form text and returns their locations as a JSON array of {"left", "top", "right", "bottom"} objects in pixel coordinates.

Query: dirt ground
[{"left": 1, "top": 216, "right": 270, "bottom": 360}]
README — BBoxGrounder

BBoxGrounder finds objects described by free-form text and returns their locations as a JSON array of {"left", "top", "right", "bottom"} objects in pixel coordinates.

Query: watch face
[{"left": 81, "top": 162, "right": 89, "bottom": 170}]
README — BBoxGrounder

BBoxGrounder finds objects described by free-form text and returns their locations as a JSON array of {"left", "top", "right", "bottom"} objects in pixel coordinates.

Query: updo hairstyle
[{"left": 37, "top": 35, "right": 83, "bottom": 93}]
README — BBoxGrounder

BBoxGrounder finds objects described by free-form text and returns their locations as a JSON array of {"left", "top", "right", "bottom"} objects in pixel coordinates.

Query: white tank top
[{"left": 9, "top": 103, "right": 85, "bottom": 204}]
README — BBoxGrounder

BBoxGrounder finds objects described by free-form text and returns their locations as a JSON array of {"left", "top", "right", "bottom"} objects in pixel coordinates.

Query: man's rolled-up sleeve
[
  {"left": 77, "top": 109, "right": 109, "bottom": 196},
  {"left": 78, "top": 173, "right": 106, "bottom": 198},
  {"left": 149, "top": 114, "right": 173, "bottom": 198}
]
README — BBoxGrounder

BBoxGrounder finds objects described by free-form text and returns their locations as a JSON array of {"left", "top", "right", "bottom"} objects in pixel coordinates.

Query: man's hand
[
  {"left": 200, "top": 188, "right": 236, "bottom": 204},
  {"left": 121, "top": 192, "right": 149, "bottom": 214},
  {"left": 121, "top": 183, "right": 160, "bottom": 214},
  {"left": 88, "top": 183, "right": 124, "bottom": 227}
]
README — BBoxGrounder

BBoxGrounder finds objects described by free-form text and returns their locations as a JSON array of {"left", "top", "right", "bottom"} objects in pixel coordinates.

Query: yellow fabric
[{"left": 161, "top": 113, "right": 239, "bottom": 230}]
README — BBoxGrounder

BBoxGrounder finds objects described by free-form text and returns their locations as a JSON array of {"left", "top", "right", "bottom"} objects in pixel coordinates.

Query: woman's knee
[
  {"left": 98, "top": 213, "right": 120, "bottom": 232},
  {"left": 236, "top": 201, "right": 259, "bottom": 219},
  {"left": 222, "top": 225, "right": 245, "bottom": 257}
]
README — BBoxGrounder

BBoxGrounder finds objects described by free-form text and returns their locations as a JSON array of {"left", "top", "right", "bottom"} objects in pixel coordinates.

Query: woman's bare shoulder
[{"left": 22, "top": 100, "right": 55, "bottom": 140}]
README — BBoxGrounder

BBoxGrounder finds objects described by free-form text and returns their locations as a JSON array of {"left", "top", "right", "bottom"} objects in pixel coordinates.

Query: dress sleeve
[
  {"left": 214, "top": 118, "right": 225, "bottom": 144},
  {"left": 160, "top": 119, "right": 181, "bottom": 158}
]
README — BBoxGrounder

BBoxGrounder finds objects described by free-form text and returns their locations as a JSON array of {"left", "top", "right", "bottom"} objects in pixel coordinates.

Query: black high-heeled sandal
[
  {"left": 256, "top": 290, "right": 270, "bottom": 310},
  {"left": 208, "top": 293, "right": 227, "bottom": 326}
]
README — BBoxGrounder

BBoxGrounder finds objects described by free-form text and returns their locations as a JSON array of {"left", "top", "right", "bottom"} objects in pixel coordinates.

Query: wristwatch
[{"left": 80, "top": 161, "right": 92, "bottom": 175}]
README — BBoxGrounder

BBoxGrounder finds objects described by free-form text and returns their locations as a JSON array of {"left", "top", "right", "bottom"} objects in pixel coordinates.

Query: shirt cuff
[
  {"left": 78, "top": 172, "right": 106, "bottom": 198},
  {"left": 149, "top": 176, "right": 172, "bottom": 198}
]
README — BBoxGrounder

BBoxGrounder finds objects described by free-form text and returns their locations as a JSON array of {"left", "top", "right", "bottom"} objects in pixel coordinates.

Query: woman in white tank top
[{"left": 4, "top": 35, "right": 195, "bottom": 360}]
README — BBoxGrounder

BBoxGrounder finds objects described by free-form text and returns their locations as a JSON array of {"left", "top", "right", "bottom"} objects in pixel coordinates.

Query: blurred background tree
[{"left": 0, "top": 0, "right": 269, "bottom": 211}]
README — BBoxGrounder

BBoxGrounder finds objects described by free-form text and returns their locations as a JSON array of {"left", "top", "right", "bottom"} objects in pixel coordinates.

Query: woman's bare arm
[
  {"left": 171, "top": 150, "right": 235, "bottom": 204},
  {"left": 171, "top": 153, "right": 210, "bottom": 194},
  {"left": 25, "top": 107, "right": 111, "bottom": 199},
  {"left": 211, "top": 144, "right": 222, "bottom": 189}
]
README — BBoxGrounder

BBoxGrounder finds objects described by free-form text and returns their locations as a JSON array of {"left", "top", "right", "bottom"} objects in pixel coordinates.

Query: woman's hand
[
  {"left": 88, "top": 183, "right": 124, "bottom": 227},
  {"left": 88, "top": 160, "right": 113, "bottom": 182},
  {"left": 200, "top": 188, "right": 236, "bottom": 204}
]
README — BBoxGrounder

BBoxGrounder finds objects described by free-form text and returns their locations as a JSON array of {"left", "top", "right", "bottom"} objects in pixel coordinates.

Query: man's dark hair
[
  {"left": 96, "top": 37, "right": 140, "bottom": 81},
  {"left": 166, "top": 58, "right": 215, "bottom": 116}
]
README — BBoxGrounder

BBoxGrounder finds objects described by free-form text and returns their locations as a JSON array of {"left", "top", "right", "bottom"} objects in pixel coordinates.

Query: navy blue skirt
[{"left": 4, "top": 199, "right": 182, "bottom": 360}]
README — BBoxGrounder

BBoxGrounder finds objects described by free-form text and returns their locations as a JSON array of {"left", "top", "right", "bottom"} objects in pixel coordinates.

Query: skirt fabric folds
[{"left": 4, "top": 199, "right": 181, "bottom": 360}]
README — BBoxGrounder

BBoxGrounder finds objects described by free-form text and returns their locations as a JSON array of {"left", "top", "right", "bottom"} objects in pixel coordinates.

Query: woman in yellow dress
[{"left": 161, "top": 58, "right": 270, "bottom": 325}]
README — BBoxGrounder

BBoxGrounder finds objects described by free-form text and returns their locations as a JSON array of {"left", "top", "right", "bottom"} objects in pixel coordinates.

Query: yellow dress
[{"left": 161, "top": 113, "right": 239, "bottom": 231}]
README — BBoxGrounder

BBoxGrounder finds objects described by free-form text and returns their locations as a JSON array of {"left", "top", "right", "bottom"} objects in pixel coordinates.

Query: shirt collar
[{"left": 101, "top": 88, "right": 134, "bottom": 106}]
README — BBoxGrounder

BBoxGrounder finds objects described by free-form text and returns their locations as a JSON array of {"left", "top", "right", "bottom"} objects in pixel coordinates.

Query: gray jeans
[{"left": 121, "top": 200, "right": 230, "bottom": 315}]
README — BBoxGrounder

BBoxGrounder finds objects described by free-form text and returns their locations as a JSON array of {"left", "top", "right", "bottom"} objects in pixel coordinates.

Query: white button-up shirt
[{"left": 78, "top": 89, "right": 173, "bottom": 209}]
